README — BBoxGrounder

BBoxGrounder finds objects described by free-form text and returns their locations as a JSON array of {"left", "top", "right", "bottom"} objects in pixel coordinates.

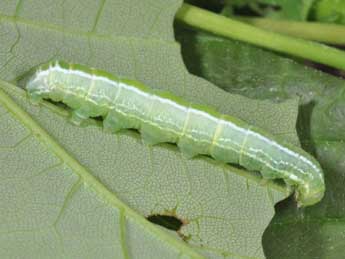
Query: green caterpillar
[{"left": 26, "top": 61, "right": 325, "bottom": 207}]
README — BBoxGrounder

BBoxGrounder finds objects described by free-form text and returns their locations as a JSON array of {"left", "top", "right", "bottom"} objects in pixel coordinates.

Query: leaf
[
  {"left": 175, "top": 24, "right": 345, "bottom": 258},
  {"left": 260, "top": 0, "right": 315, "bottom": 20},
  {"left": 1, "top": 79, "right": 289, "bottom": 259},
  {"left": 0, "top": 1, "right": 298, "bottom": 141},
  {"left": 0, "top": 84, "right": 204, "bottom": 259},
  {"left": 0, "top": 1, "right": 297, "bottom": 258},
  {"left": 312, "top": 0, "right": 345, "bottom": 24},
  {"left": 223, "top": 0, "right": 315, "bottom": 20}
]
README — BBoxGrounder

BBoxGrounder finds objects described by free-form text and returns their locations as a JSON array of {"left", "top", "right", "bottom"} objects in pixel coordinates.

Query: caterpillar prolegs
[{"left": 26, "top": 61, "right": 325, "bottom": 207}]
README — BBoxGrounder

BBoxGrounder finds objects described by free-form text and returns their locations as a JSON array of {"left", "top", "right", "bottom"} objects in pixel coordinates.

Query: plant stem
[
  {"left": 175, "top": 3, "right": 345, "bottom": 71},
  {"left": 238, "top": 17, "right": 345, "bottom": 45}
]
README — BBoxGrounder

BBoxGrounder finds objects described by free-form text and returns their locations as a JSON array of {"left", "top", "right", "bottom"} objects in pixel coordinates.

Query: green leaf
[
  {"left": 0, "top": 0, "right": 298, "bottom": 258},
  {"left": 312, "top": 0, "right": 345, "bottom": 24},
  {"left": 223, "top": 0, "right": 315, "bottom": 20},
  {"left": 1, "top": 78, "right": 289, "bottom": 259},
  {"left": 261, "top": 0, "right": 315, "bottom": 20},
  {"left": 175, "top": 24, "right": 345, "bottom": 258},
  {"left": 0, "top": 84, "right": 203, "bottom": 259},
  {"left": 0, "top": 1, "right": 298, "bottom": 140}
]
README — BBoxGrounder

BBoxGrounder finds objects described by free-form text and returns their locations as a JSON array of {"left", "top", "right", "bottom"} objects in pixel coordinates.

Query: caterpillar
[{"left": 26, "top": 61, "right": 325, "bottom": 207}]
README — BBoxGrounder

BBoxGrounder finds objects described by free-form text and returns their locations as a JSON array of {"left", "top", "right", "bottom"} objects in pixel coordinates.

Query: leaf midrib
[{"left": 0, "top": 86, "right": 205, "bottom": 259}]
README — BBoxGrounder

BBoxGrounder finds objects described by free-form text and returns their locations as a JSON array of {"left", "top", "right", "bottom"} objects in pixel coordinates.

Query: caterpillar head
[{"left": 296, "top": 175, "right": 325, "bottom": 207}]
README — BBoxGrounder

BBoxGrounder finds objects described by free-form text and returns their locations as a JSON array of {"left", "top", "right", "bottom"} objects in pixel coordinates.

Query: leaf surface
[
  {"left": 312, "top": 0, "right": 345, "bottom": 24},
  {"left": 0, "top": 1, "right": 298, "bottom": 258},
  {"left": 1, "top": 77, "right": 290, "bottom": 259},
  {"left": 0, "top": 84, "right": 204, "bottom": 259},
  {"left": 223, "top": 0, "right": 315, "bottom": 20}
]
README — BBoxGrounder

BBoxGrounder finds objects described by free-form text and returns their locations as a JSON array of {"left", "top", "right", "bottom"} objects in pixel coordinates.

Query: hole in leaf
[{"left": 146, "top": 214, "right": 184, "bottom": 231}]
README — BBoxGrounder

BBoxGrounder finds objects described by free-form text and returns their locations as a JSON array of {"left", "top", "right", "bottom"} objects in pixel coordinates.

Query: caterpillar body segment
[{"left": 26, "top": 61, "right": 325, "bottom": 207}]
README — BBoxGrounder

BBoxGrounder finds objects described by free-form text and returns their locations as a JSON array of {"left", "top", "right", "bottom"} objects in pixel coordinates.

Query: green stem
[
  {"left": 176, "top": 3, "right": 345, "bottom": 70},
  {"left": 238, "top": 17, "right": 345, "bottom": 45}
]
